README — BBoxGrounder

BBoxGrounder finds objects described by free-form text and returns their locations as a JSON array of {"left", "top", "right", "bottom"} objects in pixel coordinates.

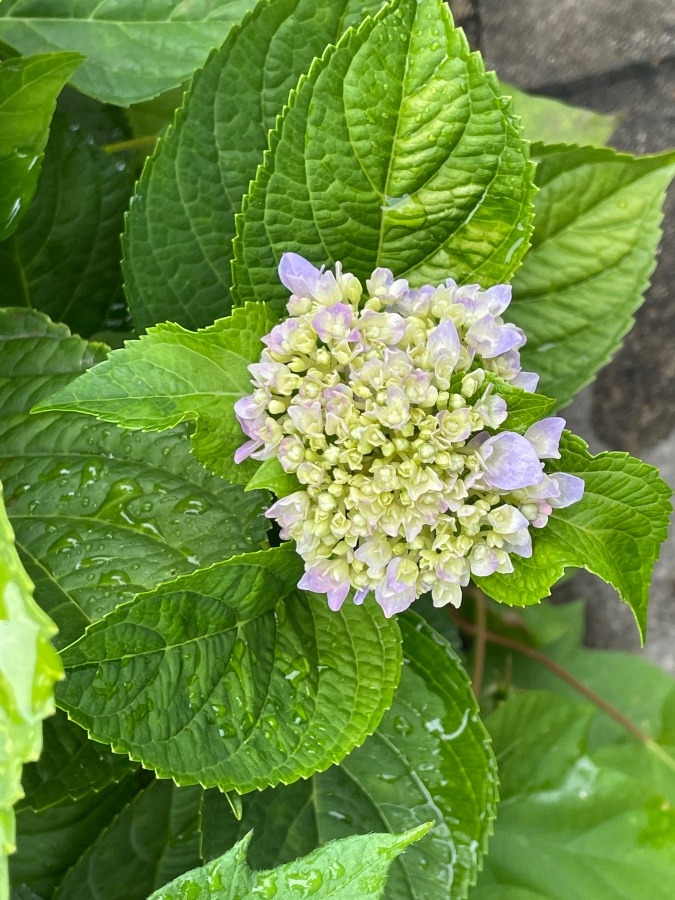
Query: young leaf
[
  {"left": 150, "top": 826, "right": 431, "bottom": 899},
  {"left": 510, "top": 144, "right": 675, "bottom": 407},
  {"left": 499, "top": 83, "right": 618, "bottom": 146},
  {"left": 473, "top": 691, "right": 675, "bottom": 899},
  {"left": 204, "top": 613, "right": 497, "bottom": 899},
  {"left": 19, "top": 711, "right": 135, "bottom": 813},
  {"left": 232, "top": 0, "right": 535, "bottom": 308},
  {"left": 477, "top": 432, "right": 672, "bottom": 641},
  {"left": 0, "top": 111, "right": 134, "bottom": 337},
  {"left": 34, "top": 303, "right": 277, "bottom": 485},
  {"left": 0, "top": 308, "right": 269, "bottom": 649},
  {"left": 10, "top": 777, "right": 203, "bottom": 900},
  {"left": 0, "top": 51, "right": 82, "bottom": 240},
  {"left": 57, "top": 556, "right": 402, "bottom": 794},
  {"left": 245, "top": 457, "right": 300, "bottom": 498},
  {"left": 124, "top": 0, "right": 386, "bottom": 331},
  {"left": 0, "top": 0, "right": 260, "bottom": 106},
  {"left": 0, "top": 483, "right": 63, "bottom": 897}
]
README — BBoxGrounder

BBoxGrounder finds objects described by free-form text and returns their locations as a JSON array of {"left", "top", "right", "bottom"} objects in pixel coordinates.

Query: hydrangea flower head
[{"left": 235, "top": 254, "right": 584, "bottom": 617}]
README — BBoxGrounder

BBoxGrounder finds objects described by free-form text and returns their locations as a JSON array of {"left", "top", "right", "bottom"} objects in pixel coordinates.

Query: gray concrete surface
[{"left": 450, "top": 0, "right": 675, "bottom": 671}]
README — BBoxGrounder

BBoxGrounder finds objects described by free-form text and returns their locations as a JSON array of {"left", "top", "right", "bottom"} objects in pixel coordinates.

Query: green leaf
[
  {"left": 150, "top": 825, "right": 431, "bottom": 899},
  {"left": 499, "top": 82, "right": 618, "bottom": 146},
  {"left": 232, "top": 0, "right": 535, "bottom": 308},
  {"left": 0, "top": 0, "right": 260, "bottom": 106},
  {"left": 10, "top": 779, "right": 139, "bottom": 898},
  {"left": 245, "top": 457, "right": 300, "bottom": 498},
  {"left": 10, "top": 777, "right": 203, "bottom": 900},
  {"left": 19, "top": 711, "right": 135, "bottom": 813},
  {"left": 204, "top": 613, "right": 497, "bottom": 899},
  {"left": 57, "top": 557, "right": 402, "bottom": 794},
  {"left": 482, "top": 374, "right": 556, "bottom": 433},
  {"left": 0, "top": 482, "right": 63, "bottom": 896},
  {"left": 473, "top": 691, "right": 675, "bottom": 899},
  {"left": 510, "top": 144, "right": 675, "bottom": 407},
  {"left": 478, "top": 432, "right": 672, "bottom": 641},
  {"left": 34, "top": 303, "right": 278, "bottom": 486},
  {"left": 0, "top": 308, "right": 269, "bottom": 650},
  {"left": 0, "top": 51, "right": 82, "bottom": 240},
  {"left": 0, "top": 111, "right": 133, "bottom": 337},
  {"left": 124, "top": 0, "right": 386, "bottom": 332}
]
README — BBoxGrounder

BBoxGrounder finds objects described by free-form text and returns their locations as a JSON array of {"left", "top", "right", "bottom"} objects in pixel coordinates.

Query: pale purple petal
[
  {"left": 374, "top": 558, "right": 417, "bottom": 617},
  {"left": 470, "top": 547, "right": 500, "bottom": 577},
  {"left": 466, "top": 315, "right": 525, "bottom": 358},
  {"left": 427, "top": 319, "right": 460, "bottom": 364},
  {"left": 234, "top": 439, "right": 262, "bottom": 464},
  {"left": 481, "top": 284, "right": 512, "bottom": 316},
  {"left": 548, "top": 473, "right": 585, "bottom": 508},
  {"left": 279, "top": 252, "right": 321, "bottom": 297},
  {"left": 234, "top": 393, "right": 267, "bottom": 420},
  {"left": 502, "top": 528, "right": 533, "bottom": 558},
  {"left": 312, "top": 303, "right": 355, "bottom": 342},
  {"left": 353, "top": 588, "right": 369, "bottom": 605},
  {"left": 510, "top": 370, "right": 540, "bottom": 392},
  {"left": 478, "top": 432, "right": 544, "bottom": 490},
  {"left": 525, "top": 417, "right": 565, "bottom": 459}
]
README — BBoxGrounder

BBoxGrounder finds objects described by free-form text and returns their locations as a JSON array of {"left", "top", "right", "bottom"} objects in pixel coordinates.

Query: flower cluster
[{"left": 235, "top": 254, "right": 584, "bottom": 617}]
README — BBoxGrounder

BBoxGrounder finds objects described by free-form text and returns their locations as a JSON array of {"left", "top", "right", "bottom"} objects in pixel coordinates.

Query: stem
[
  {"left": 471, "top": 591, "right": 487, "bottom": 697},
  {"left": 453, "top": 610, "right": 648, "bottom": 744},
  {"left": 103, "top": 135, "right": 157, "bottom": 154}
]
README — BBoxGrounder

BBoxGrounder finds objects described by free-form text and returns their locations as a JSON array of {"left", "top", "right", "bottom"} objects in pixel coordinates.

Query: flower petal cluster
[{"left": 235, "top": 254, "right": 584, "bottom": 617}]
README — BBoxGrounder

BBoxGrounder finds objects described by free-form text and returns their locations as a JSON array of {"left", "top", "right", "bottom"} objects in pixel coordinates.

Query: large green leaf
[
  {"left": 510, "top": 144, "right": 675, "bottom": 407},
  {"left": 0, "top": 483, "right": 62, "bottom": 897},
  {"left": 10, "top": 777, "right": 203, "bottom": 900},
  {"left": 151, "top": 826, "right": 430, "bottom": 899},
  {"left": 57, "top": 555, "right": 402, "bottom": 794},
  {"left": 203, "top": 613, "right": 497, "bottom": 899},
  {"left": 0, "top": 111, "right": 133, "bottom": 337},
  {"left": 0, "top": 52, "right": 82, "bottom": 240},
  {"left": 0, "top": 1, "right": 260, "bottom": 106},
  {"left": 34, "top": 303, "right": 278, "bottom": 485},
  {"left": 0, "top": 308, "right": 269, "bottom": 650},
  {"left": 500, "top": 83, "right": 618, "bottom": 147},
  {"left": 232, "top": 0, "right": 535, "bottom": 308},
  {"left": 478, "top": 432, "right": 672, "bottom": 641},
  {"left": 473, "top": 691, "right": 675, "bottom": 899},
  {"left": 19, "top": 711, "right": 135, "bottom": 813},
  {"left": 124, "top": 0, "right": 386, "bottom": 331}
]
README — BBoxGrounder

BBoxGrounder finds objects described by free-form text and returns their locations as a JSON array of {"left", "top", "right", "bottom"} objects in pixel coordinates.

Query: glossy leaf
[
  {"left": 10, "top": 777, "right": 202, "bottom": 900},
  {"left": 232, "top": 0, "right": 535, "bottom": 308},
  {"left": 204, "top": 613, "right": 497, "bottom": 899},
  {"left": 478, "top": 432, "right": 672, "bottom": 641},
  {"left": 0, "top": 483, "right": 62, "bottom": 896},
  {"left": 474, "top": 691, "right": 675, "bottom": 899},
  {"left": 151, "top": 825, "right": 430, "bottom": 899},
  {"left": 510, "top": 145, "right": 675, "bottom": 407},
  {"left": 19, "top": 711, "right": 135, "bottom": 813},
  {"left": 34, "top": 303, "right": 277, "bottom": 486},
  {"left": 0, "top": 111, "right": 133, "bottom": 337},
  {"left": 124, "top": 0, "right": 386, "bottom": 331},
  {"left": 0, "top": 52, "right": 82, "bottom": 240},
  {"left": 0, "top": 308, "right": 269, "bottom": 650},
  {"left": 57, "top": 558, "right": 402, "bottom": 794},
  {"left": 500, "top": 83, "right": 618, "bottom": 146},
  {"left": 0, "top": 0, "right": 260, "bottom": 106}
]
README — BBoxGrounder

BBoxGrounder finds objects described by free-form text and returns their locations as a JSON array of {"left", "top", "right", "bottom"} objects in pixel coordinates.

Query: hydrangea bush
[{"left": 1, "top": 0, "right": 674, "bottom": 898}]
